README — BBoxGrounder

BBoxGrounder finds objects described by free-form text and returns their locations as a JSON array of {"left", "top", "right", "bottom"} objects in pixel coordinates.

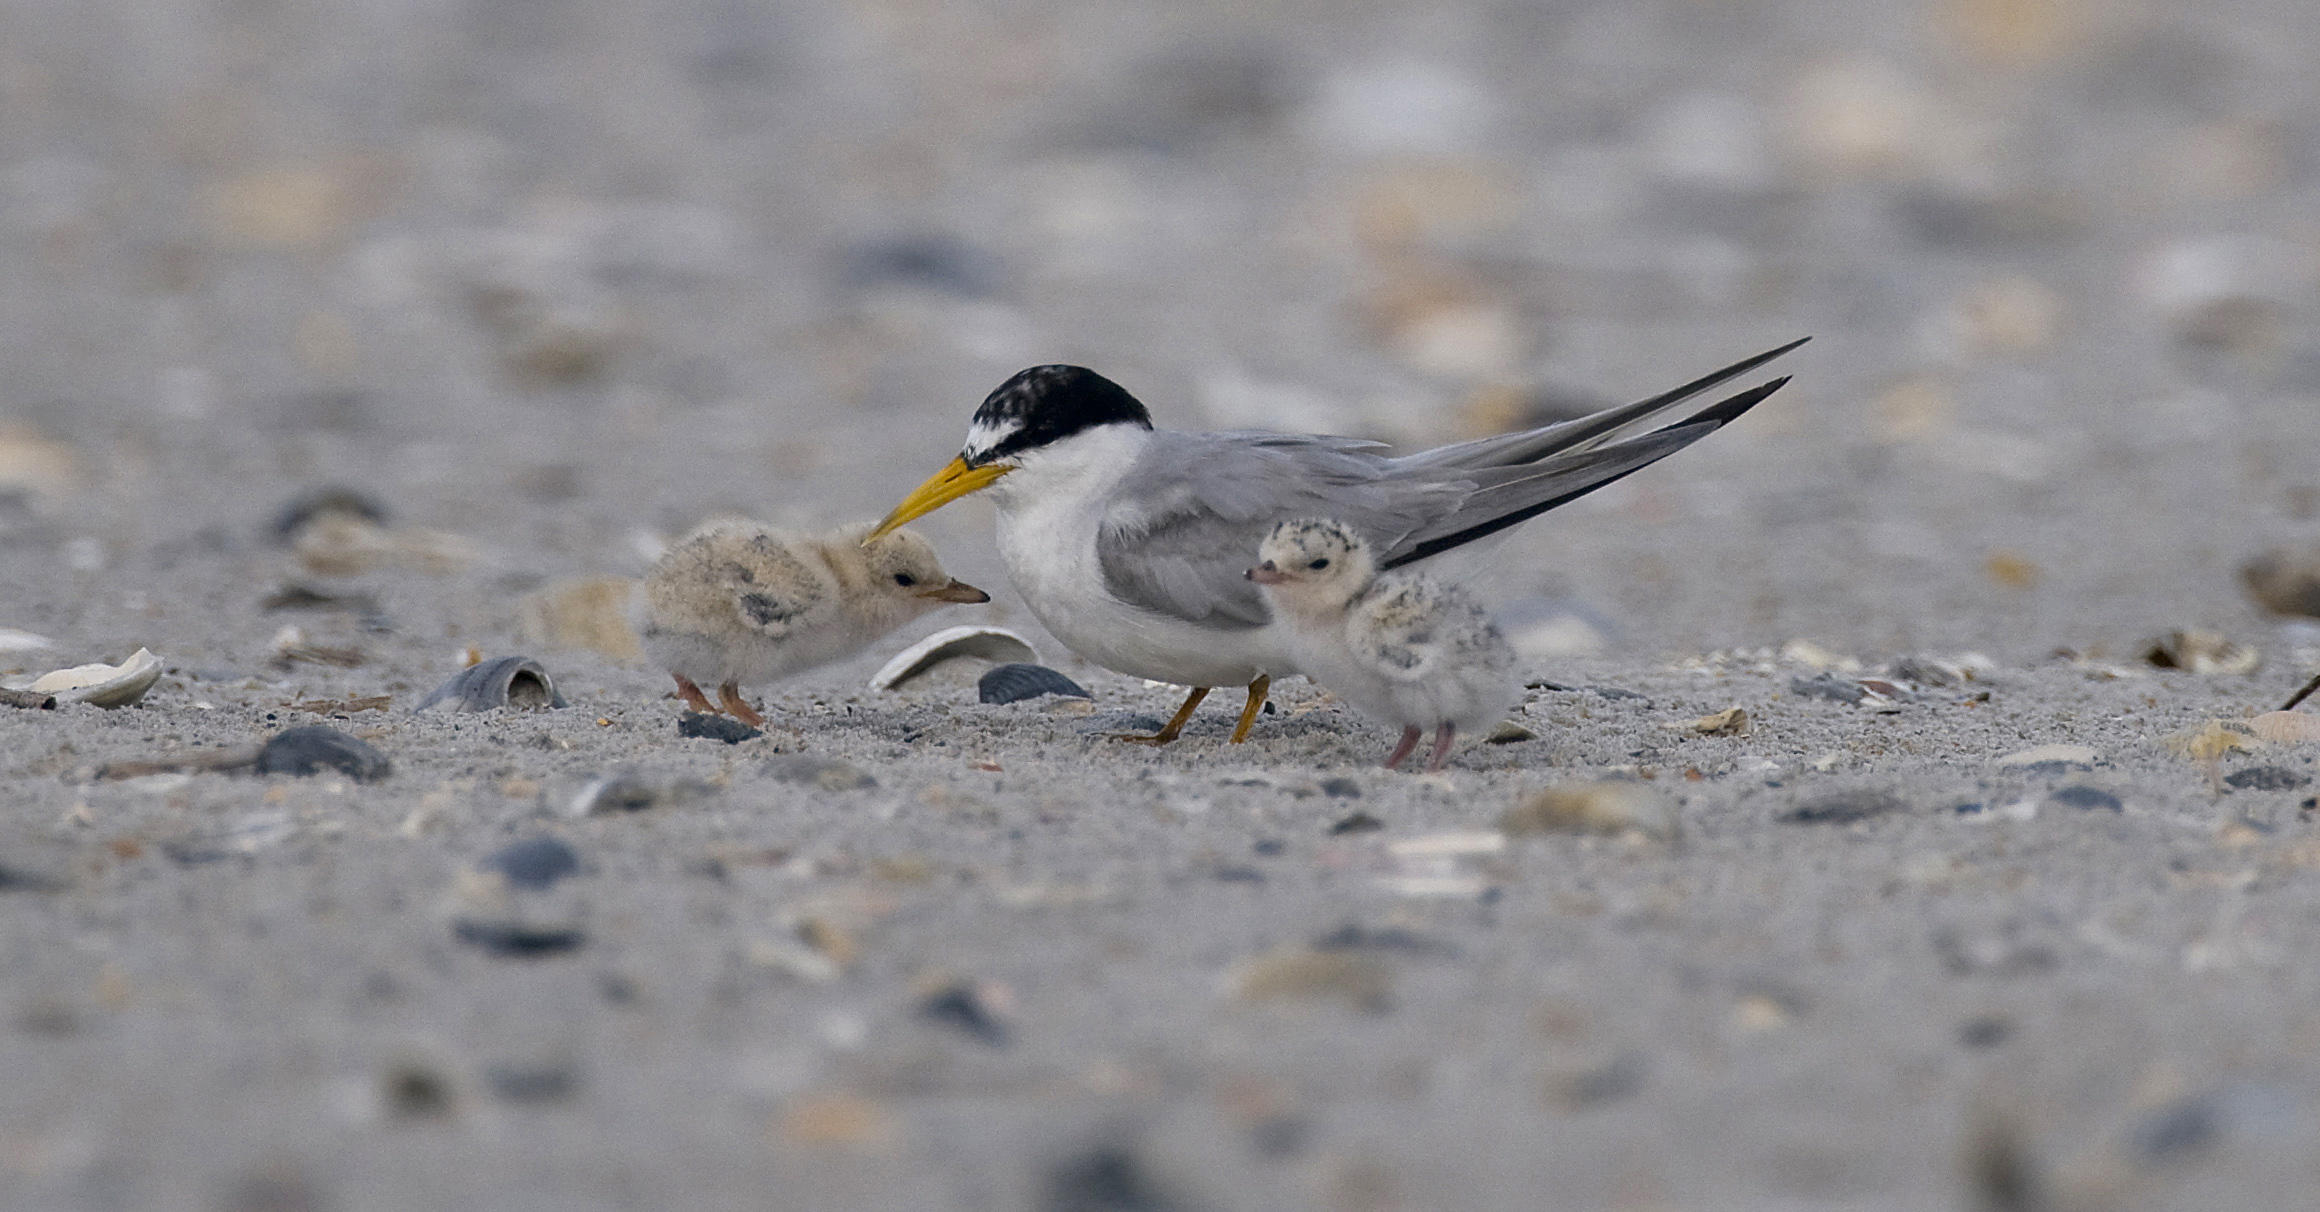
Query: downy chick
[
  {"left": 1247, "top": 518, "right": 1517, "bottom": 771},
  {"left": 634, "top": 521, "right": 987, "bottom": 726}
]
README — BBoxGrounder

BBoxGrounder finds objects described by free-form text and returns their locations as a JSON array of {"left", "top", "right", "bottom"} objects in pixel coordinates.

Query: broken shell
[
  {"left": 1502, "top": 782, "right": 1678, "bottom": 841},
  {"left": 414, "top": 656, "right": 567, "bottom": 713},
  {"left": 868, "top": 626, "right": 1038, "bottom": 691},
  {"left": 2249, "top": 711, "right": 2320, "bottom": 745},
  {"left": 270, "top": 486, "right": 389, "bottom": 543},
  {"left": 2242, "top": 550, "right": 2320, "bottom": 619},
  {"left": 2142, "top": 629, "right": 2259, "bottom": 675},
  {"left": 977, "top": 663, "right": 1090, "bottom": 705},
  {"left": 9, "top": 647, "right": 164, "bottom": 708}
]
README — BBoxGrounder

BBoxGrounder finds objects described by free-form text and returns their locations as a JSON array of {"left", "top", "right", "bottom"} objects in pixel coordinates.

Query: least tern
[
  {"left": 872, "top": 338, "right": 1803, "bottom": 744},
  {"left": 1248, "top": 518, "right": 1517, "bottom": 772},
  {"left": 634, "top": 520, "right": 987, "bottom": 727}
]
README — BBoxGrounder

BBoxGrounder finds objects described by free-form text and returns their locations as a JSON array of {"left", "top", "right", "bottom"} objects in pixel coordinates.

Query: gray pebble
[
  {"left": 254, "top": 726, "right": 391, "bottom": 782},
  {"left": 483, "top": 837, "right": 581, "bottom": 889}
]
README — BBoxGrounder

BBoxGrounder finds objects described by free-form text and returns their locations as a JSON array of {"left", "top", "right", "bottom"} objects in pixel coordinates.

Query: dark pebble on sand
[
  {"left": 484, "top": 1062, "right": 579, "bottom": 1104},
  {"left": 1780, "top": 791, "right": 1904, "bottom": 824},
  {"left": 452, "top": 919, "right": 586, "bottom": 958},
  {"left": 254, "top": 726, "right": 391, "bottom": 782},
  {"left": 2225, "top": 765, "right": 2310, "bottom": 791},
  {"left": 2049, "top": 785, "right": 2123, "bottom": 812},
  {"left": 1318, "top": 777, "right": 1362, "bottom": 799},
  {"left": 1791, "top": 672, "right": 1868, "bottom": 704},
  {"left": 979, "top": 663, "right": 1092, "bottom": 704},
  {"left": 917, "top": 982, "right": 1009, "bottom": 1046},
  {"left": 678, "top": 713, "right": 761, "bottom": 743},
  {"left": 1041, "top": 1145, "right": 1182, "bottom": 1212},
  {"left": 482, "top": 837, "right": 581, "bottom": 889},
  {"left": 1328, "top": 810, "right": 1383, "bottom": 834}
]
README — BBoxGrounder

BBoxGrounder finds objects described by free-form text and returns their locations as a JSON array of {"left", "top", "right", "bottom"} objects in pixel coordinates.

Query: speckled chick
[
  {"left": 1247, "top": 518, "right": 1518, "bottom": 771},
  {"left": 634, "top": 521, "right": 987, "bottom": 726}
]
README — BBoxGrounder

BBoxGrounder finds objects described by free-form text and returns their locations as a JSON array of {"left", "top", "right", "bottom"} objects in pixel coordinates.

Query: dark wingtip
[{"left": 1381, "top": 374, "right": 1793, "bottom": 571}]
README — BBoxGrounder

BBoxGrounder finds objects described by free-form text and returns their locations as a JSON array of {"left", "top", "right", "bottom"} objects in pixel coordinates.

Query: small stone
[
  {"left": 483, "top": 1062, "right": 578, "bottom": 1103},
  {"left": 1227, "top": 947, "right": 1391, "bottom": 1012},
  {"left": 2241, "top": 550, "right": 2320, "bottom": 619},
  {"left": 779, "top": 1091, "right": 896, "bottom": 1147},
  {"left": 253, "top": 726, "right": 391, "bottom": 782},
  {"left": 2049, "top": 785, "right": 2123, "bottom": 812},
  {"left": 1780, "top": 790, "right": 1905, "bottom": 824},
  {"left": 1502, "top": 783, "right": 1678, "bottom": 841},
  {"left": 2143, "top": 630, "right": 2259, "bottom": 675},
  {"left": 1318, "top": 777, "right": 1362, "bottom": 799},
  {"left": 762, "top": 754, "right": 876, "bottom": 791},
  {"left": 2224, "top": 766, "right": 2309, "bottom": 791},
  {"left": 1984, "top": 550, "right": 2040, "bottom": 589},
  {"left": 482, "top": 837, "right": 581, "bottom": 889},
  {"left": 1682, "top": 707, "right": 1750, "bottom": 737},
  {"left": 1996, "top": 743, "right": 2097, "bottom": 770},
  {"left": 1313, "top": 924, "right": 1458, "bottom": 957},
  {"left": 565, "top": 770, "right": 694, "bottom": 816},
  {"left": 1040, "top": 1145, "right": 1184, "bottom": 1212},
  {"left": 677, "top": 712, "right": 760, "bottom": 743},
  {"left": 1546, "top": 1051, "right": 1648, "bottom": 1110},
  {"left": 1485, "top": 720, "right": 1537, "bottom": 743},
  {"left": 451, "top": 920, "right": 585, "bottom": 958},
  {"left": 1791, "top": 673, "right": 1868, "bottom": 705},
  {"left": 2162, "top": 722, "right": 2257, "bottom": 763},
  {"left": 1959, "top": 1017, "right": 2012, "bottom": 1048},
  {"left": 978, "top": 663, "right": 1091, "bottom": 705},
  {"left": 917, "top": 981, "right": 1010, "bottom": 1046},
  {"left": 2249, "top": 712, "right": 2320, "bottom": 744},
  {"left": 380, "top": 1060, "right": 455, "bottom": 1120},
  {"left": 1327, "top": 811, "right": 1382, "bottom": 835},
  {"left": 269, "top": 487, "right": 387, "bottom": 543}
]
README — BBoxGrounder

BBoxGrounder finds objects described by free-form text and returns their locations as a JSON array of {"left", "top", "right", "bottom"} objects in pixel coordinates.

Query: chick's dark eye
[
  {"left": 893, "top": 573, "right": 916, "bottom": 587},
  {"left": 1309, "top": 557, "right": 1330, "bottom": 570}
]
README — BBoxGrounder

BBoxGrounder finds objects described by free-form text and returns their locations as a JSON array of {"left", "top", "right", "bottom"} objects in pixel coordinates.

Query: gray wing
[{"left": 1096, "top": 432, "right": 1474, "bottom": 628}]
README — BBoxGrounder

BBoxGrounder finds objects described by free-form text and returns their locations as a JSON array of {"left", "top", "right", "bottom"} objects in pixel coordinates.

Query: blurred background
[{"left": 4, "top": 0, "right": 2318, "bottom": 661}]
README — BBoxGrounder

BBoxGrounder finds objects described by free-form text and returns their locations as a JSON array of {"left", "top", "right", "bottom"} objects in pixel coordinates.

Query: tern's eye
[
  {"left": 1308, "top": 557, "right": 1330, "bottom": 570},
  {"left": 893, "top": 573, "right": 917, "bottom": 587}
]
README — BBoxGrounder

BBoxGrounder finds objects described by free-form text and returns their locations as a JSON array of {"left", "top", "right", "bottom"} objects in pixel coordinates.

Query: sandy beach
[{"left": 4, "top": 1, "right": 2320, "bottom": 1208}]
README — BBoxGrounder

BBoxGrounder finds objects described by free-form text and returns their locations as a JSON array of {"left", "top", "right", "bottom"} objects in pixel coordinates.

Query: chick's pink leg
[
  {"left": 1383, "top": 725, "right": 1423, "bottom": 770},
  {"left": 1424, "top": 724, "right": 1458, "bottom": 773}
]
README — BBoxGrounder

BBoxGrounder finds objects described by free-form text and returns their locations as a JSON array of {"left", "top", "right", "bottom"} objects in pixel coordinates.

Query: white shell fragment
[
  {"left": 12, "top": 647, "right": 164, "bottom": 708},
  {"left": 867, "top": 626, "right": 1038, "bottom": 691},
  {"left": 0, "top": 627, "right": 54, "bottom": 653}
]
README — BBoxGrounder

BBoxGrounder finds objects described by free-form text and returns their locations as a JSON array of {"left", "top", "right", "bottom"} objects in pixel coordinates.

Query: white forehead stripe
[{"left": 962, "top": 417, "right": 1017, "bottom": 462}]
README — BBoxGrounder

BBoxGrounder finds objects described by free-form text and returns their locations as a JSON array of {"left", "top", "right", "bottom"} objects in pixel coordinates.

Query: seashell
[
  {"left": 10, "top": 647, "right": 165, "bottom": 708},
  {"left": 270, "top": 486, "right": 389, "bottom": 543},
  {"left": 2142, "top": 629, "right": 2259, "bottom": 676},
  {"left": 977, "top": 663, "right": 1090, "bottom": 705},
  {"left": 254, "top": 725, "right": 392, "bottom": 782},
  {"left": 868, "top": 626, "right": 1038, "bottom": 691},
  {"left": 414, "top": 656, "right": 567, "bottom": 713},
  {"left": 0, "top": 627, "right": 54, "bottom": 653}
]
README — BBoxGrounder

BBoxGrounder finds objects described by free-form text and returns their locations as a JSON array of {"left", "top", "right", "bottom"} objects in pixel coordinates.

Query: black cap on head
[{"left": 962, "top": 365, "right": 1153, "bottom": 466}]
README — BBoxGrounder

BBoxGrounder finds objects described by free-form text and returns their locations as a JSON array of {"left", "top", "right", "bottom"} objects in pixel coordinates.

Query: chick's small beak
[
  {"left": 1246, "top": 561, "right": 1287, "bottom": 585},
  {"left": 868, "top": 456, "right": 1012, "bottom": 541},
  {"left": 917, "top": 578, "right": 990, "bottom": 604}
]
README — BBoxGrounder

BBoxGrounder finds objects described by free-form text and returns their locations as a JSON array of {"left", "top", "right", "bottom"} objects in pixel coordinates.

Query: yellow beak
[{"left": 868, "top": 456, "right": 1011, "bottom": 540}]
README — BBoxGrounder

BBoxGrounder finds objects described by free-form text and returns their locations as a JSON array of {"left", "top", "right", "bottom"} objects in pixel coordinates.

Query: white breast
[{"left": 989, "top": 427, "right": 1286, "bottom": 688}]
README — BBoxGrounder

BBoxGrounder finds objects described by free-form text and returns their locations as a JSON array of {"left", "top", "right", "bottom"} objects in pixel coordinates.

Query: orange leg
[
  {"left": 672, "top": 675, "right": 718, "bottom": 714},
  {"left": 717, "top": 681, "right": 766, "bottom": 728},
  {"left": 1226, "top": 674, "right": 1271, "bottom": 744},
  {"left": 1110, "top": 685, "right": 1210, "bottom": 746}
]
